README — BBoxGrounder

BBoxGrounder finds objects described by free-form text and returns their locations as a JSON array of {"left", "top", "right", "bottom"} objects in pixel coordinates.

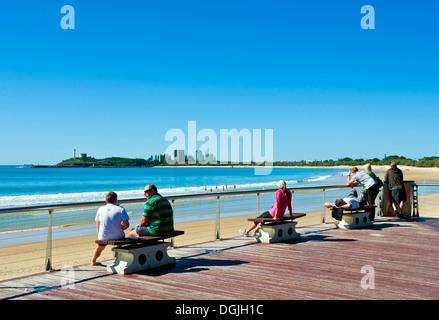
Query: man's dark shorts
[
  {"left": 136, "top": 226, "right": 155, "bottom": 236},
  {"left": 390, "top": 186, "right": 407, "bottom": 204}
]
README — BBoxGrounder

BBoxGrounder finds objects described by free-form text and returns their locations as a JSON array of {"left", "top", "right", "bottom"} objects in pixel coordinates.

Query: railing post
[
  {"left": 214, "top": 196, "right": 221, "bottom": 240},
  {"left": 291, "top": 190, "right": 295, "bottom": 213},
  {"left": 256, "top": 193, "right": 260, "bottom": 216},
  {"left": 171, "top": 199, "right": 175, "bottom": 247},
  {"left": 415, "top": 184, "right": 419, "bottom": 217},
  {"left": 45, "top": 209, "right": 54, "bottom": 272},
  {"left": 413, "top": 184, "right": 419, "bottom": 217},
  {"left": 321, "top": 189, "right": 326, "bottom": 223}
]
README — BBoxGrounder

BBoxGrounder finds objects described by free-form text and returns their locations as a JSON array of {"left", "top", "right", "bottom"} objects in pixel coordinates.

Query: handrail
[
  {"left": 1, "top": 182, "right": 430, "bottom": 272},
  {"left": 1, "top": 181, "right": 435, "bottom": 216},
  {"left": 0, "top": 184, "right": 352, "bottom": 272},
  {"left": 0, "top": 184, "right": 350, "bottom": 215}
]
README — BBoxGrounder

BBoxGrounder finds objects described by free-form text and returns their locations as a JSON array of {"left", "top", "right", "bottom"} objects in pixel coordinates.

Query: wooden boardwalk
[{"left": 1, "top": 217, "right": 439, "bottom": 300}]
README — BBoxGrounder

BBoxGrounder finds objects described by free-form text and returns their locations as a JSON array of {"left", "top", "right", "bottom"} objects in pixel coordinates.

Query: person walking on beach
[
  {"left": 90, "top": 192, "right": 130, "bottom": 265},
  {"left": 384, "top": 162, "right": 407, "bottom": 218},
  {"left": 239, "top": 180, "right": 292, "bottom": 236},
  {"left": 129, "top": 184, "right": 174, "bottom": 237}
]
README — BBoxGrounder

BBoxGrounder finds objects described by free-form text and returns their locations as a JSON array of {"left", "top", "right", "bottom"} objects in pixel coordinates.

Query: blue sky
[{"left": 1, "top": 0, "right": 438, "bottom": 165}]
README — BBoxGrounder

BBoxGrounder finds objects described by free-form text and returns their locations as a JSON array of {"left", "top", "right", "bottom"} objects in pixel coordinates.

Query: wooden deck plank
[{"left": 1, "top": 217, "right": 439, "bottom": 300}]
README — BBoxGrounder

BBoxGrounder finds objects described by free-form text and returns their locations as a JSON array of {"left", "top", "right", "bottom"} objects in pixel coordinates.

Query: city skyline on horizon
[{"left": 11, "top": 147, "right": 432, "bottom": 167}]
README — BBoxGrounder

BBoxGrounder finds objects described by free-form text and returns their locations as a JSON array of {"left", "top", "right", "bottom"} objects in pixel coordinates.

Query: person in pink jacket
[{"left": 239, "top": 180, "right": 293, "bottom": 236}]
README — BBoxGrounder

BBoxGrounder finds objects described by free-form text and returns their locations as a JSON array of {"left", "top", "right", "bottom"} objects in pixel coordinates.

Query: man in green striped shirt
[{"left": 129, "top": 184, "right": 174, "bottom": 237}]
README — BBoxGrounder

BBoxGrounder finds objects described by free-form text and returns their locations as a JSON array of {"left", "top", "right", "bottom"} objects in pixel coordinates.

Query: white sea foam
[
  {"left": 308, "top": 175, "right": 331, "bottom": 182},
  {"left": 0, "top": 173, "right": 347, "bottom": 244},
  {"left": 0, "top": 175, "right": 337, "bottom": 209}
]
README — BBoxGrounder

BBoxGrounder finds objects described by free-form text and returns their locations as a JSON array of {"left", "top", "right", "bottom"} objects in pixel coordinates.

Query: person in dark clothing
[{"left": 384, "top": 162, "right": 407, "bottom": 218}]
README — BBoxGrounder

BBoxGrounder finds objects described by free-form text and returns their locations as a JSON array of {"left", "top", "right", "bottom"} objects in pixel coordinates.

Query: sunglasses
[{"left": 144, "top": 189, "right": 153, "bottom": 193}]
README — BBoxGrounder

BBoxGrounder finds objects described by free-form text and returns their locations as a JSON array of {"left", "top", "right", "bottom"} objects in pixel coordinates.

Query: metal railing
[
  {"left": 2, "top": 182, "right": 433, "bottom": 272},
  {"left": 411, "top": 183, "right": 439, "bottom": 218}
]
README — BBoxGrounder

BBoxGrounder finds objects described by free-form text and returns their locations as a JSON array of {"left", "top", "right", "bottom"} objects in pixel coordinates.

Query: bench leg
[
  {"left": 338, "top": 212, "right": 373, "bottom": 229},
  {"left": 255, "top": 222, "right": 300, "bottom": 243},
  {"left": 108, "top": 242, "right": 175, "bottom": 274}
]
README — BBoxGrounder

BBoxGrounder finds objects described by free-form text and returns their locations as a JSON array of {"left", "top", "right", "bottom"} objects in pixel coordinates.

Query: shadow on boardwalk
[{"left": 1, "top": 217, "right": 439, "bottom": 300}]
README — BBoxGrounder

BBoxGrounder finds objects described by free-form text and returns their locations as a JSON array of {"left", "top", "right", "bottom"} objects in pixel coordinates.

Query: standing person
[
  {"left": 347, "top": 167, "right": 379, "bottom": 208},
  {"left": 129, "top": 184, "right": 174, "bottom": 237},
  {"left": 384, "top": 162, "right": 407, "bottom": 218},
  {"left": 364, "top": 163, "right": 379, "bottom": 185},
  {"left": 91, "top": 192, "right": 130, "bottom": 265},
  {"left": 239, "top": 180, "right": 292, "bottom": 236},
  {"left": 363, "top": 163, "right": 384, "bottom": 204}
]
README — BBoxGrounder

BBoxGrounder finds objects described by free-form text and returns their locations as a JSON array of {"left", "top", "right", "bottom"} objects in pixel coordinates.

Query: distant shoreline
[
  {"left": 29, "top": 164, "right": 322, "bottom": 169},
  {"left": 29, "top": 163, "right": 439, "bottom": 169},
  {"left": 25, "top": 164, "right": 439, "bottom": 183},
  {"left": 26, "top": 154, "right": 439, "bottom": 169}
]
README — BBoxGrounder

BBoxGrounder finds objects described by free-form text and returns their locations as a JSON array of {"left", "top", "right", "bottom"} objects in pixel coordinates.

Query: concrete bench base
[
  {"left": 108, "top": 242, "right": 175, "bottom": 274},
  {"left": 247, "top": 214, "right": 306, "bottom": 243},
  {"left": 337, "top": 211, "right": 373, "bottom": 229},
  {"left": 96, "top": 230, "right": 184, "bottom": 274},
  {"left": 255, "top": 221, "right": 300, "bottom": 243}
]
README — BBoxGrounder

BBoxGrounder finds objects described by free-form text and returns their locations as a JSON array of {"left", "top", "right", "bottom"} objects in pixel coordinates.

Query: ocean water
[
  {"left": 0, "top": 166, "right": 347, "bottom": 208},
  {"left": 0, "top": 166, "right": 351, "bottom": 244},
  {"left": 1, "top": 165, "right": 436, "bottom": 246}
]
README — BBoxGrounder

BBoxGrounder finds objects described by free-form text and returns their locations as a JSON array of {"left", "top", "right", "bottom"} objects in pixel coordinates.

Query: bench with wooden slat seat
[
  {"left": 248, "top": 213, "right": 306, "bottom": 243},
  {"left": 336, "top": 205, "right": 376, "bottom": 229},
  {"left": 95, "top": 230, "right": 184, "bottom": 247},
  {"left": 248, "top": 213, "right": 306, "bottom": 224},
  {"left": 96, "top": 230, "right": 184, "bottom": 274}
]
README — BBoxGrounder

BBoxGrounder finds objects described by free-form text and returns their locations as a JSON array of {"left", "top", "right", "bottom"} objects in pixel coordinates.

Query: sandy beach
[{"left": 0, "top": 165, "right": 438, "bottom": 282}]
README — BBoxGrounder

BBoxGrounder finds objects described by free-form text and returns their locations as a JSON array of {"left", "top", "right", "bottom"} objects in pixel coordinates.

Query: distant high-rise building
[
  {"left": 205, "top": 153, "right": 216, "bottom": 164},
  {"left": 173, "top": 149, "right": 185, "bottom": 164},
  {"left": 196, "top": 150, "right": 204, "bottom": 163},
  {"left": 158, "top": 154, "right": 167, "bottom": 163}
]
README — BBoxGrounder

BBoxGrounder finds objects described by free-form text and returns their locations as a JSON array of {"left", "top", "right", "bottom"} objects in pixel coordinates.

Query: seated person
[
  {"left": 325, "top": 196, "right": 360, "bottom": 222},
  {"left": 325, "top": 187, "right": 377, "bottom": 225},
  {"left": 239, "top": 180, "right": 292, "bottom": 237},
  {"left": 129, "top": 184, "right": 174, "bottom": 237},
  {"left": 348, "top": 186, "right": 377, "bottom": 221},
  {"left": 91, "top": 192, "right": 130, "bottom": 265}
]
